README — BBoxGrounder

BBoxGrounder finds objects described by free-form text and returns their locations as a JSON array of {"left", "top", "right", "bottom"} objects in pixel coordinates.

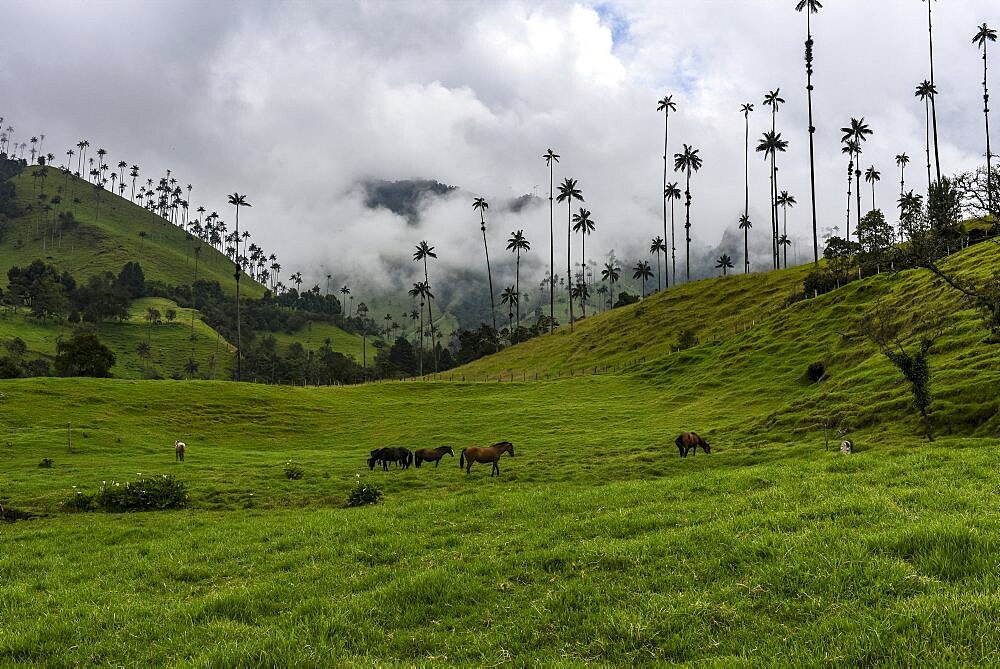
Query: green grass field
[{"left": 1, "top": 237, "right": 999, "bottom": 664}]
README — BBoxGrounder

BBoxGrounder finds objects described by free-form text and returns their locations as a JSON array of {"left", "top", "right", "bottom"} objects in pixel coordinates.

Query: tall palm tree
[
  {"left": 776, "top": 191, "right": 797, "bottom": 258},
  {"left": 408, "top": 281, "right": 428, "bottom": 375},
  {"left": 756, "top": 130, "right": 789, "bottom": 268},
  {"left": 842, "top": 139, "right": 859, "bottom": 239},
  {"left": 227, "top": 192, "right": 251, "bottom": 381},
  {"left": 864, "top": 166, "right": 881, "bottom": 212},
  {"left": 715, "top": 254, "right": 735, "bottom": 276},
  {"left": 413, "top": 240, "right": 438, "bottom": 370},
  {"left": 738, "top": 214, "right": 752, "bottom": 274},
  {"left": 633, "top": 260, "right": 653, "bottom": 297},
  {"left": 974, "top": 23, "right": 997, "bottom": 216},
  {"left": 664, "top": 182, "right": 681, "bottom": 285},
  {"left": 673, "top": 145, "right": 703, "bottom": 282},
  {"left": 556, "top": 178, "right": 584, "bottom": 329},
  {"left": 542, "top": 148, "right": 560, "bottom": 332},
  {"left": 777, "top": 235, "right": 792, "bottom": 269},
  {"left": 500, "top": 286, "right": 518, "bottom": 335},
  {"left": 763, "top": 89, "right": 786, "bottom": 269},
  {"left": 340, "top": 285, "right": 351, "bottom": 316},
  {"left": 658, "top": 94, "right": 677, "bottom": 286},
  {"left": 649, "top": 236, "right": 666, "bottom": 291},
  {"left": 472, "top": 197, "right": 497, "bottom": 334},
  {"left": 571, "top": 207, "right": 595, "bottom": 317},
  {"left": 796, "top": 0, "right": 823, "bottom": 264},
  {"left": 129, "top": 165, "right": 139, "bottom": 201},
  {"left": 569, "top": 280, "right": 589, "bottom": 316},
  {"left": 925, "top": 0, "right": 942, "bottom": 184},
  {"left": 915, "top": 80, "right": 936, "bottom": 191},
  {"left": 895, "top": 153, "right": 910, "bottom": 197},
  {"left": 601, "top": 262, "right": 621, "bottom": 307},
  {"left": 505, "top": 230, "right": 530, "bottom": 330},
  {"left": 841, "top": 117, "right": 873, "bottom": 232},
  {"left": 741, "top": 102, "right": 754, "bottom": 271}
]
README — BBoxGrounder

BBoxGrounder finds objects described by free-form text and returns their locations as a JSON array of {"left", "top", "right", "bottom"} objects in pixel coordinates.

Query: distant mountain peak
[{"left": 362, "top": 179, "right": 457, "bottom": 225}]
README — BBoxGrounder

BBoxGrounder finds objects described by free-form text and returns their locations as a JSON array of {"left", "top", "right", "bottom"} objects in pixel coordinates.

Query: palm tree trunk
[
  {"left": 927, "top": 1, "right": 942, "bottom": 184},
  {"left": 744, "top": 114, "right": 750, "bottom": 274},
  {"left": 985, "top": 41, "right": 994, "bottom": 216},
  {"left": 234, "top": 207, "right": 242, "bottom": 382},
  {"left": 924, "top": 99, "right": 932, "bottom": 192},
  {"left": 744, "top": 229, "right": 749, "bottom": 275},
  {"left": 418, "top": 303, "right": 424, "bottom": 376},
  {"left": 846, "top": 159, "right": 853, "bottom": 241},
  {"left": 806, "top": 10, "right": 819, "bottom": 265},
  {"left": 548, "top": 164, "right": 555, "bottom": 332},
  {"left": 670, "top": 199, "right": 677, "bottom": 283},
  {"left": 515, "top": 251, "right": 521, "bottom": 330},
  {"left": 855, "top": 163, "right": 862, "bottom": 232},
  {"left": 662, "top": 109, "right": 669, "bottom": 288},
  {"left": 482, "top": 226, "right": 497, "bottom": 336},
  {"left": 684, "top": 170, "right": 692, "bottom": 282},
  {"left": 771, "top": 155, "right": 778, "bottom": 269},
  {"left": 872, "top": 182, "right": 876, "bottom": 213},
  {"left": 423, "top": 258, "right": 436, "bottom": 372},
  {"left": 580, "top": 233, "right": 586, "bottom": 317},
  {"left": 656, "top": 252, "right": 661, "bottom": 291},
  {"left": 566, "top": 201, "right": 574, "bottom": 329}
]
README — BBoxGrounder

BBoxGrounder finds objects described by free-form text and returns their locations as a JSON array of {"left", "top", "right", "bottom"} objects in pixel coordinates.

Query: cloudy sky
[{"left": 2, "top": 0, "right": 996, "bottom": 295}]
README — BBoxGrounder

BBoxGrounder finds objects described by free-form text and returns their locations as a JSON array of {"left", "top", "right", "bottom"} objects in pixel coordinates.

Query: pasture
[{"left": 3, "top": 375, "right": 1000, "bottom": 665}]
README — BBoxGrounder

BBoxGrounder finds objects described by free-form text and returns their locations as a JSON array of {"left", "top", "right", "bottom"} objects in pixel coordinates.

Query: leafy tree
[
  {"left": 673, "top": 145, "right": 702, "bottom": 281},
  {"left": 856, "top": 209, "right": 894, "bottom": 264},
  {"left": 117, "top": 261, "right": 145, "bottom": 299},
  {"left": 136, "top": 340, "right": 151, "bottom": 373},
  {"left": 55, "top": 327, "right": 115, "bottom": 377},
  {"left": 542, "top": 148, "right": 560, "bottom": 332},
  {"left": 556, "top": 178, "right": 584, "bottom": 328}
]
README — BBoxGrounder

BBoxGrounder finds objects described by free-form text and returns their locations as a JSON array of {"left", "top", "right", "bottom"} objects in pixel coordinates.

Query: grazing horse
[
  {"left": 368, "top": 447, "right": 413, "bottom": 471},
  {"left": 414, "top": 446, "right": 454, "bottom": 468},
  {"left": 460, "top": 441, "right": 515, "bottom": 477},
  {"left": 174, "top": 440, "right": 186, "bottom": 462},
  {"left": 675, "top": 432, "right": 711, "bottom": 457}
]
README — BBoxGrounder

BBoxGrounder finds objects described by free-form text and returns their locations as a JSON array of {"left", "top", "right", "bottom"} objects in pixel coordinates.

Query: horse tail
[{"left": 460, "top": 449, "right": 466, "bottom": 468}]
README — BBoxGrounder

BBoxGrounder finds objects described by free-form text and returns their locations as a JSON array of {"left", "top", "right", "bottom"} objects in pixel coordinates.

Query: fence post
[{"left": 67, "top": 423, "right": 72, "bottom": 453}]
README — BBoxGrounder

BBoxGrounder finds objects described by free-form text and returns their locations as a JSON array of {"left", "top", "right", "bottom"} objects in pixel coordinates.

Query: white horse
[{"left": 175, "top": 440, "right": 186, "bottom": 462}]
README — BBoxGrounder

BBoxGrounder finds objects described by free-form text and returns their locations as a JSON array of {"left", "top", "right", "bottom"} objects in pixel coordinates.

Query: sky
[{"left": 2, "top": 0, "right": 997, "bottom": 300}]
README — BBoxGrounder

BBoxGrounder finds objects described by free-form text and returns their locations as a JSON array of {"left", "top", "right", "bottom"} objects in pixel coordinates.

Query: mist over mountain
[{"left": 362, "top": 179, "right": 457, "bottom": 225}]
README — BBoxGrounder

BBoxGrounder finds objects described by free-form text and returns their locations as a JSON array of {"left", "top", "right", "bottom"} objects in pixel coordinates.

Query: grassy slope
[
  {"left": 1, "top": 239, "right": 998, "bottom": 664},
  {"left": 2, "top": 166, "right": 367, "bottom": 365}
]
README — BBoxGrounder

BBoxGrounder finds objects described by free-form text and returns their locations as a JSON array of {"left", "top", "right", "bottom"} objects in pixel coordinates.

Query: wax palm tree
[
  {"left": 925, "top": 0, "right": 942, "bottom": 185},
  {"left": 29, "top": 136, "right": 37, "bottom": 163},
  {"left": 841, "top": 117, "right": 873, "bottom": 232},
  {"left": 595, "top": 285, "right": 609, "bottom": 311},
  {"left": 542, "top": 148, "right": 560, "bottom": 332},
  {"left": 776, "top": 191, "right": 797, "bottom": 257},
  {"left": 673, "top": 145, "right": 702, "bottom": 282},
  {"left": 602, "top": 262, "right": 621, "bottom": 307},
  {"left": 915, "top": 80, "right": 936, "bottom": 191},
  {"left": 895, "top": 153, "right": 910, "bottom": 197},
  {"left": 129, "top": 165, "right": 139, "bottom": 201},
  {"left": 658, "top": 94, "right": 677, "bottom": 284},
  {"left": 797, "top": 0, "right": 823, "bottom": 263},
  {"left": 500, "top": 286, "right": 518, "bottom": 334},
  {"left": 777, "top": 235, "right": 792, "bottom": 269},
  {"left": 756, "top": 131, "right": 789, "bottom": 268},
  {"left": 505, "top": 230, "right": 530, "bottom": 329},
  {"left": 472, "top": 197, "right": 497, "bottom": 334},
  {"left": 340, "top": 285, "right": 351, "bottom": 316},
  {"left": 664, "top": 182, "right": 681, "bottom": 285},
  {"left": 407, "top": 282, "right": 428, "bottom": 375},
  {"left": 842, "top": 140, "right": 859, "bottom": 239},
  {"left": 413, "top": 240, "right": 438, "bottom": 370},
  {"left": 569, "top": 280, "right": 589, "bottom": 316},
  {"left": 741, "top": 102, "right": 754, "bottom": 268},
  {"left": 738, "top": 214, "right": 752, "bottom": 274},
  {"left": 556, "top": 178, "right": 584, "bottom": 328},
  {"left": 763, "top": 89, "right": 785, "bottom": 269},
  {"left": 715, "top": 254, "right": 735, "bottom": 276},
  {"left": 974, "top": 23, "right": 997, "bottom": 215},
  {"left": 864, "top": 166, "right": 881, "bottom": 212},
  {"left": 571, "top": 208, "right": 595, "bottom": 317},
  {"left": 633, "top": 260, "right": 653, "bottom": 297},
  {"left": 649, "top": 236, "right": 666, "bottom": 291},
  {"left": 227, "top": 192, "right": 251, "bottom": 381}
]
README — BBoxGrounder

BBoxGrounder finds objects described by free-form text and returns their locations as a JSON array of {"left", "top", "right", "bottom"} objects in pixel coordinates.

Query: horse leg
[
  {"left": 434, "top": 459, "right": 440, "bottom": 468},
  {"left": 492, "top": 460, "right": 499, "bottom": 477}
]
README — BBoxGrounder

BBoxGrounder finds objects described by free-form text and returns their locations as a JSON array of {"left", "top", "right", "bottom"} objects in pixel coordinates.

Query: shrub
[
  {"left": 64, "top": 488, "right": 94, "bottom": 512},
  {"left": 807, "top": 362, "right": 827, "bottom": 383},
  {"left": 91, "top": 475, "right": 188, "bottom": 512},
  {"left": 284, "top": 461, "right": 304, "bottom": 480},
  {"left": 38, "top": 458, "right": 54, "bottom": 468},
  {"left": 346, "top": 476, "right": 383, "bottom": 507},
  {"left": 675, "top": 328, "right": 699, "bottom": 352}
]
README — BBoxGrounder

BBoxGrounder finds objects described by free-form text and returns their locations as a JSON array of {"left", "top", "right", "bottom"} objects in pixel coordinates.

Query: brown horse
[
  {"left": 174, "top": 441, "right": 186, "bottom": 462},
  {"left": 460, "top": 441, "right": 515, "bottom": 476},
  {"left": 414, "top": 446, "right": 454, "bottom": 468},
  {"left": 675, "top": 432, "right": 710, "bottom": 457}
]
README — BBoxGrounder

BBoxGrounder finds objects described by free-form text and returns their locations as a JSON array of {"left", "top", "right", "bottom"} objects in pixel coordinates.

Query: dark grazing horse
[
  {"left": 460, "top": 441, "right": 515, "bottom": 477},
  {"left": 368, "top": 447, "right": 413, "bottom": 471},
  {"left": 675, "top": 432, "right": 711, "bottom": 457},
  {"left": 414, "top": 446, "right": 454, "bottom": 468}
]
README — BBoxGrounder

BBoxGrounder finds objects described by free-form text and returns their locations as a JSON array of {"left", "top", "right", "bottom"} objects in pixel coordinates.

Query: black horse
[
  {"left": 368, "top": 447, "right": 413, "bottom": 471},
  {"left": 414, "top": 446, "right": 455, "bottom": 468},
  {"left": 675, "top": 431, "right": 711, "bottom": 457}
]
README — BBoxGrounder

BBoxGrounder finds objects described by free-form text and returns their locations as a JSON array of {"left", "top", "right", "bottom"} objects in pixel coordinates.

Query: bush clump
[
  {"left": 284, "top": 461, "right": 304, "bottom": 480},
  {"left": 67, "top": 475, "right": 188, "bottom": 512},
  {"left": 38, "top": 458, "right": 54, "bottom": 468},
  {"left": 346, "top": 476, "right": 383, "bottom": 507},
  {"left": 807, "top": 362, "right": 827, "bottom": 383}
]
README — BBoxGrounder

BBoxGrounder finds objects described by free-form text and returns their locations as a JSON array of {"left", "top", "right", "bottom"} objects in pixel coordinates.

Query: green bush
[
  {"left": 284, "top": 461, "right": 304, "bottom": 480},
  {"left": 87, "top": 475, "right": 188, "bottom": 512},
  {"left": 38, "top": 458, "right": 54, "bottom": 468},
  {"left": 346, "top": 477, "right": 382, "bottom": 507},
  {"left": 64, "top": 488, "right": 94, "bottom": 512},
  {"left": 807, "top": 362, "right": 826, "bottom": 383}
]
